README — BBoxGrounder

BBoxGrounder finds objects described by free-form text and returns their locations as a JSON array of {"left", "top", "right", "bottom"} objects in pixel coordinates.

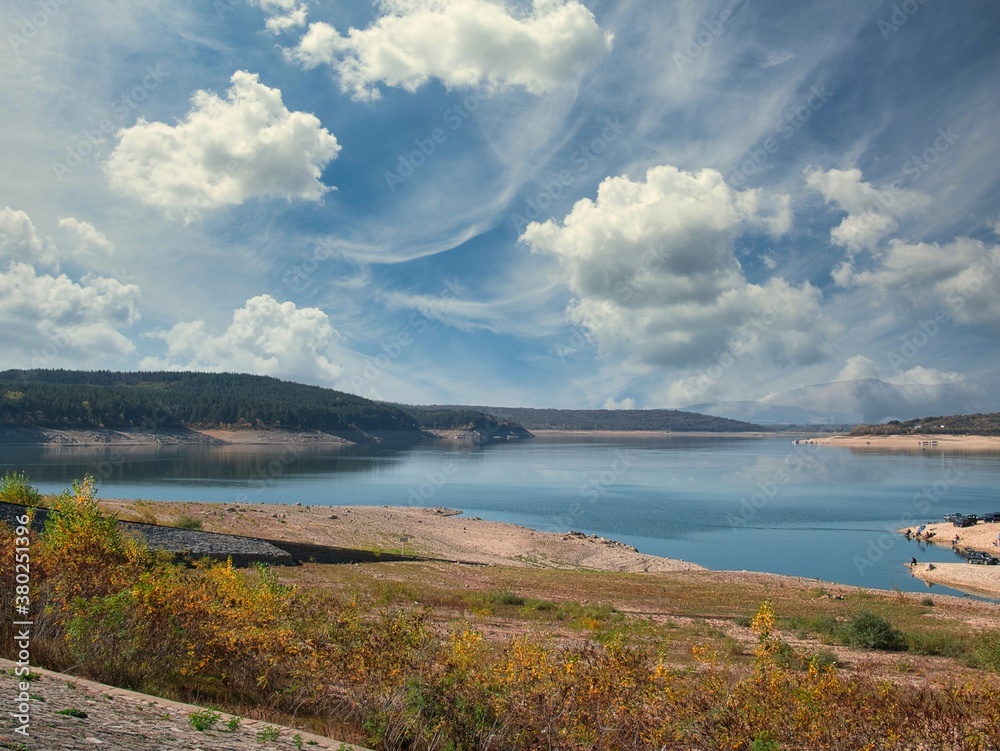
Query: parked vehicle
[
  {"left": 953, "top": 516, "right": 979, "bottom": 527},
  {"left": 981, "top": 512, "right": 1000, "bottom": 523},
  {"left": 965, "top": 550, "right": 1000, "bottom": 565},
  {"left": 944, "top": 513, "right": 964, "bottom": 522}
]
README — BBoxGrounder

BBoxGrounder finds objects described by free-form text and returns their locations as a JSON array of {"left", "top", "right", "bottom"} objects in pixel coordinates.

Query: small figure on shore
[
  {"left": 910, "top": 557, "right": 917, "bottom": 566},
  {"left": 904, "top": 529, "right": 912, "bottom": 539}
]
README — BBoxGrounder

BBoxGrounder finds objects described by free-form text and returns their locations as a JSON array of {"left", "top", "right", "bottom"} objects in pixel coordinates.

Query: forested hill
[
  {"left": 0, "top": 370, "right": 421, "bottom": 432},
  {"left": 401, "top": 405, "right": 765, "bottom": 432},
  {"left": 1, "top": 370, "right": 760, "bottom": 435},
  {"left": 849, "top": 412, "right": 1000, "bottom": 436}
]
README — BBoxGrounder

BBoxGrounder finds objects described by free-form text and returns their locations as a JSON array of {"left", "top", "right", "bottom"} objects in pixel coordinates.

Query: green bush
[
  {"left": 839, "top": 611, "right": 905, "bottom": 651},
  {"left": 175, "top": 515, "right": 203, "bottom": 530},
  {"left": 489, "top": 589, "right": 526, "bottom": 607},
  {"left": 0, "top": 471, "right": 42, "bottom": 506},
  {"left": 969, "top": 631, "right": 1000, "bottom": 672},
  {"left": 906, "top": 630, "right": 965, "bottom": 658},
  {"left": 750, "top": 731, "right": 781, "bottom": 750}
]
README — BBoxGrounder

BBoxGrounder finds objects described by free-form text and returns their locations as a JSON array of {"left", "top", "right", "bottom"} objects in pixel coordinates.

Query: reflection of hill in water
[{"left": 1, "top": 442, "right": 447, "bottom": 484}]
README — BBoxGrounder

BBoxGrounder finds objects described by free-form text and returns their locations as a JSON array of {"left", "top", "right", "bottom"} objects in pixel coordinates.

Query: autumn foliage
[{"left": 2, "top": 476, "right": 999, "bottom": 750}]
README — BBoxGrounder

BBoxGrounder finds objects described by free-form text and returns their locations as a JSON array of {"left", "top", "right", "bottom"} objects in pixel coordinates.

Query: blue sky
[{"left": 2, "top": 0, "right": 999, "bottom": 410}]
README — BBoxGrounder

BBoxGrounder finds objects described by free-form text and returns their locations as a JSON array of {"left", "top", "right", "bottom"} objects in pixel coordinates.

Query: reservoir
[{"left": 4, "top": 434, "right": 998, "bottom": 600}]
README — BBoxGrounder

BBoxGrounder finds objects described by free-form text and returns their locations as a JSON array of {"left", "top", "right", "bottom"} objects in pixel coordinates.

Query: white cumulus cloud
[
  {"left": 805, "top": 166, "right": 929, "bottom": 252},
  {"left": 0, "top": 262, "right": 140, "bottom": 367},
  {"left": 0, "top": 207, "right": 57, "bottom": 268},
  {"left": 837, "top": 236, "right": 1000, "bottom": 327},
  {"left": 251, "top": 0, "right": 308, "bottom": 33},
  {"left": 835, "top": 355, "right": 963, "bottom": 387},
  {"left": 140, "top": 295, "right": 344, "bottom": 383},
  {"left": 603, "top": 396, "right": 635, "bottom": 410},
  {"left": 289, "top": 0, "right": 613, "bottom": 101},
  {"left": 105, "top": 71, "right": 341, "bottom": 217},
  {"left": 521, "top": 165, "right": 831, "bottom": 372},
  {"left": 58, "top": 217, "right": 114, "bottom": 255}
]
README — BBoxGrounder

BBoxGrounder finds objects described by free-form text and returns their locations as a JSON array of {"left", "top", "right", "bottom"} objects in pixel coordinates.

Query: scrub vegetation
[{"left": 2, "top": 473, "right": 999, "bottom": 750}]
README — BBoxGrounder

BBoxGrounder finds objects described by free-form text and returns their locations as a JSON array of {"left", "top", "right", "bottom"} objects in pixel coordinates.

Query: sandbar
[{"left": 811, "top": 434, "right": 1000, "bottom": 451}]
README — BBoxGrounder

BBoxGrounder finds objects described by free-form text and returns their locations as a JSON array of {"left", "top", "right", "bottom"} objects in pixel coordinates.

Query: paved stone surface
[
  {"left": 0, "top": 659, "right": 369, "bottom": 751},
  {"left": 0, "top": 503, "right": 295, "bottom": 567}
]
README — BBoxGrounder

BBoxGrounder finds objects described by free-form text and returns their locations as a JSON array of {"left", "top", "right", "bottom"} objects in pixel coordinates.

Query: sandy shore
[
  {"left": 102, "top": 499, "right": 703, "bottom": 574},
  {"left": 811, "top": 434, "right": 1000, "bottom": 451},
  {"left": 900, "top": 521, "right": 1000, "bottom": 553},
  {"left": 898, "top": 520, "right": 1000, "bottom": 596},
  {"left": 907, "top": 562, "right": 1000, "bottom": 598}
]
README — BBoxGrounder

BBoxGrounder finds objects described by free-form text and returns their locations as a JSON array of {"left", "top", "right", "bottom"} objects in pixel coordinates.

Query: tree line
[
  {"left": 0, "top": 370, "right": 424, "bottom": 432},
  {"left": 849, "top": 412, "right": 1000, "bottom": 436}
]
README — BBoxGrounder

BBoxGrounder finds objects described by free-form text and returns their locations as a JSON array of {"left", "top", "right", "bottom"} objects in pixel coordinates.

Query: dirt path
[{"left": 0, "top": 659, "right": 367, "bottom": 751}]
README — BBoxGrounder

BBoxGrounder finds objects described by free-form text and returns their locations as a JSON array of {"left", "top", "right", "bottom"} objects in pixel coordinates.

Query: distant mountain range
[
  {"left": 399, "top": 405, "right": 763, "bottom": 432},
  {"left": 686, "top": 372, "right": 1000, "bottom": 425}
]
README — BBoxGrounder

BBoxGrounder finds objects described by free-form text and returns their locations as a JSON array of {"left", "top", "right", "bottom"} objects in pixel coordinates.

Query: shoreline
[
  {"left": 0, "top": 426, "right": 807, "bottom": 446},
  {"left": 0, "top": 426, "right": 520, "bottom": 447},
  {"left": 906, "top": 562, "right": 1000, "bottom": 599},
  {"left": 100, "top": 499, "right": 705, "bottom": 575},
  {"left": 529, "top": 429, "right": 790, "bottom": 438},
  {"left": 897, "top": 520, "right": 1000, "bottom": 597},
  {"left": 96, "top": 498, "right": 1000, "bottom": 603},
  {"left": 811, "top": 433, "right": 1000, "bottom": 451}
]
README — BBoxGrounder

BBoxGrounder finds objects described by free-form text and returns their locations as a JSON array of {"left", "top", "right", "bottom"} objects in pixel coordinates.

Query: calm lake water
[{"left": 5, "top": 434, "right": 1000, "bottom": 601}]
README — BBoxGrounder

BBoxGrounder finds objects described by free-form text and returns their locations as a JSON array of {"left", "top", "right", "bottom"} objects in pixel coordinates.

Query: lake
[{"left": 4, "top": 434, "right": 999, "bottom": 600}]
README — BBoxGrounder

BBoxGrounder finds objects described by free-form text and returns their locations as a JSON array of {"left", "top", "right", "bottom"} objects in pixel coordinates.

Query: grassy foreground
[{"left": 2, "top": 473, "right": 1000, "bottom": 750}]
